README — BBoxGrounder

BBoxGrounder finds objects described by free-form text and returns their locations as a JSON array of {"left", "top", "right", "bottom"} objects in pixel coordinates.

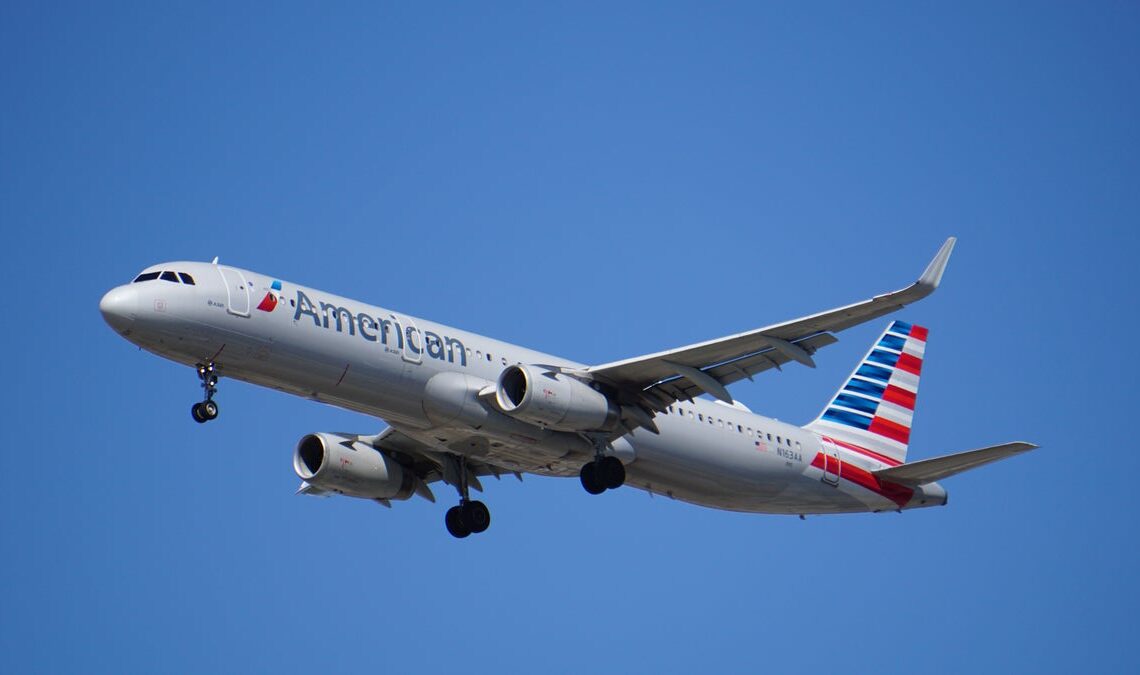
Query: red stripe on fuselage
[
  {"left": 811, "top": 453, "right": 914, "bottom": 508},
  {"left": 881, "top": 384, "right": 916, "bottom": 410}
]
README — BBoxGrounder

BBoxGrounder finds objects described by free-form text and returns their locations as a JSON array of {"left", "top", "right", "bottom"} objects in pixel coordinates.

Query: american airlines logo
[
  {"left": 291, "top": 290, "right": 468, "bottom": 366},
  {"left": 256, "top": 280, "right": 283, "bottom": 312}
]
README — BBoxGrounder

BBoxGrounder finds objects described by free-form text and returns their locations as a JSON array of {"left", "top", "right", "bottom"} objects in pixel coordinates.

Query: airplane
[{"left": 99, "top": 238, "right": 1036, "bottom": 538}]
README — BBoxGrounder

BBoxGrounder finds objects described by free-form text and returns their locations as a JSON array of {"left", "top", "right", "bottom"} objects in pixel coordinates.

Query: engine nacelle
[
  {"left": 495, "top": 364, "right": 619, "bottom": 432},
  {"left": 293, "top": 432, "right": 416, "bottom": 501}
]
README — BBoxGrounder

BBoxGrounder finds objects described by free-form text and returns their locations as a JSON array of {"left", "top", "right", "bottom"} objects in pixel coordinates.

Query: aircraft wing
[{"left": 582, "top": 238, "right": 956, "bottom": 413}]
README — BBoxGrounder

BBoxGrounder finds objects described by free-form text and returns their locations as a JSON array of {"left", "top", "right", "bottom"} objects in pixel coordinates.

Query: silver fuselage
[{"left": 100, "top": 261, "right": 946, "bottom": 514}]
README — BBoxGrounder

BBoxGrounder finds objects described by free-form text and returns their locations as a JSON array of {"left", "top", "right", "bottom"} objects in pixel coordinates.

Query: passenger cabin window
[
  {"left": 133, "top": 272, "right": 161, "bottom": 283},
  {"left": 178, "top": 272, "right": 195, "bottom": 285}
]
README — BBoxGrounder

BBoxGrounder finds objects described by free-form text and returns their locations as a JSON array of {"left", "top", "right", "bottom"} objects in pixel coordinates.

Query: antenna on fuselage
[{"left": 211, "top": 256, "right": 219, "bottom": 265}]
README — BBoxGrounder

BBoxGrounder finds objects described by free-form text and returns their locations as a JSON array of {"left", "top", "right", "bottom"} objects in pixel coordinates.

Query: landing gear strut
[
  {"left": 445, "top": 456, "right": 491, "bottom": 539},
  {"left": 579, "top": 437, "right": 625, "bottom": 495},
  {"left": 190, "top": 362, "right": 220, "bottom": 423}
]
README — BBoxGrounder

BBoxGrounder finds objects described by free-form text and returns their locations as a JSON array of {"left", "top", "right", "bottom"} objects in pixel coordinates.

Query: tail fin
[{"left": 804, "top": 320, "right": 929, "bottom": 464}]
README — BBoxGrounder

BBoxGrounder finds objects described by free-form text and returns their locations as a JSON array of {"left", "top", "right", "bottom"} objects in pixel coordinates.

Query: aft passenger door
[
  {"left": 217, "top": 266, "right": 251, "bottom": 317},
  {"left": 820, "top": 437, "right": 841, "bottom": 486}
]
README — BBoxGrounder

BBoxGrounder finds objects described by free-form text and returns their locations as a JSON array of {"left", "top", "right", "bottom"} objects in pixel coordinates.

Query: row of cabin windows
[
  {"left": 665, "top": 405, "right": 801, "bottom": 449},
  {"left": 133, "top": 271, "right": 196, "bottom": 285}
]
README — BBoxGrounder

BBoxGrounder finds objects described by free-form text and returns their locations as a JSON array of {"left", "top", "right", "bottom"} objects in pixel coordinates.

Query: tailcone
[{"left": 908, "top": 481, "right": 948, "bottom": 509}]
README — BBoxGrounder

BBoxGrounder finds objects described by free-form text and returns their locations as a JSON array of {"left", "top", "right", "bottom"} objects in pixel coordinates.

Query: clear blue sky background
[{"left": 3, "top": 2, "right": 1138, "bottom": 673}]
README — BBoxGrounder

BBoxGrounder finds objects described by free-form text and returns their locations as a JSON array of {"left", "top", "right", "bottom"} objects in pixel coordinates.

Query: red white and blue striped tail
[{"left": 804, "top": 320, "right": 928, "bottom": 465}]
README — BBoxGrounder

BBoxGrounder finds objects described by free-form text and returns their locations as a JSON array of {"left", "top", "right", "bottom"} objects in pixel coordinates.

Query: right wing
[{"left": 583, "top": 237, "right": 957, "bottom": 414}]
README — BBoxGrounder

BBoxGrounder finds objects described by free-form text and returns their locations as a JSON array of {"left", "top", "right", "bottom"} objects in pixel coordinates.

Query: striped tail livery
[{"left": 805, "top": 320, "right": 928, "bottom": 465}]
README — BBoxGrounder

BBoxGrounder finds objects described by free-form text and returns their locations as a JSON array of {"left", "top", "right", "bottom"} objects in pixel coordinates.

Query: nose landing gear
[{"left": 191, "top": 362, "right": 220, "bottom": 423}]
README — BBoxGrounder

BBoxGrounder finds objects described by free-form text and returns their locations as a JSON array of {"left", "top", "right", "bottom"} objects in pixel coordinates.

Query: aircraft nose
[{"left": 99, "top": 285, "right": 138, "bottom": 332}]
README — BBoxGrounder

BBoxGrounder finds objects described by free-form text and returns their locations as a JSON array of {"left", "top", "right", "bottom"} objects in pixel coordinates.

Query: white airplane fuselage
[{"left": 101, "top": 261, "right": 947, "bottom": 517}]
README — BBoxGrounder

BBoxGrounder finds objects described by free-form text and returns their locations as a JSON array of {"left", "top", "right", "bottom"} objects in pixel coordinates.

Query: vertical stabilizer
[{"left": 804, "top": 320, "right": 928, "bottom": 464}]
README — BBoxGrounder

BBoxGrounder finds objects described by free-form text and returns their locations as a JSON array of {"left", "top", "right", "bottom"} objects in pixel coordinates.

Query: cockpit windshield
[{"left": 133, "top": 270, "right": 196, "bottom": 285}]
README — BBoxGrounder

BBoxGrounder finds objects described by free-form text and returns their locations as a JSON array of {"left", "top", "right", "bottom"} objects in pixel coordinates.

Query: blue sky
[{"left": 3, "top": 2, "right": 1138, "bottom": 673}]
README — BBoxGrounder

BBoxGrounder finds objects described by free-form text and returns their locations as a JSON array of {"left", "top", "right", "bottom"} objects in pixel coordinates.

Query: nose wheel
[{"left": 191, "top": 362, "right": 220, "bottom": 423}]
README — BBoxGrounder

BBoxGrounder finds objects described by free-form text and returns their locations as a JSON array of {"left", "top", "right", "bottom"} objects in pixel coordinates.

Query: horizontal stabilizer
[{"left": 873, "top": 442, "right": 1038, "bottom": 486}]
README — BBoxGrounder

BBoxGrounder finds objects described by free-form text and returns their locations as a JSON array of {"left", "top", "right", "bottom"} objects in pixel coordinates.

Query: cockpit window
[
  {"left": 178, "top": 272, "right": 195, "bottom": 285},
  {"left": 160, "top": 271, "right": 179, "bottom": 283},
  {"left": 133, "top": 272, "right": 161, "bottom": 283}
]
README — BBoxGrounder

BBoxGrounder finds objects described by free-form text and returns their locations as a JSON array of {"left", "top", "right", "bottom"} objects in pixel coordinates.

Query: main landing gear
[
  {"left": 445, "top": 457, "right": 491, "bottom": 539},
  {"left": 190, "top": 362, "right": 220, "bottom": 424},
  {"left": 579, "top": 438, "right": 626, "bottom": 495}
]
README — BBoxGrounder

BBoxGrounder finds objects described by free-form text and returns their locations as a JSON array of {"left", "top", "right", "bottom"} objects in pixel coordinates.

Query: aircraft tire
[
  {"left": 191, "top": 402, "right": 208, "bottom": 424},
  {"left": 202, "top": 400, "right": 219, "bottom": 420},
  {"left": 445, "top": 506, "right": 471, "bottom": 538},
  {"left": 599, "top": 456, "right": 626, "bottom": 489},
  {"left": 462, "top": 500, "right": 491, "bottom": 533},
  {"left": 579, "top": 462, "right": 606, "bottom": 495}
]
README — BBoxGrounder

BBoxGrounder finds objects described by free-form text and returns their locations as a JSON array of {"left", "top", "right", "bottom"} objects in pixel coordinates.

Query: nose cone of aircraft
[{"left": 100, "top": 285, "right": 138, "bottom": 332}]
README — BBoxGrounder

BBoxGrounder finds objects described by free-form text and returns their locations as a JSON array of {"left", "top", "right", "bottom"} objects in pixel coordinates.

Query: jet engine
[
  {"left": 293, "top": 432, "right": 416, "bottom": 500},
  {"left": 495, "top": 364, "right": 619, "bottom": 432}
]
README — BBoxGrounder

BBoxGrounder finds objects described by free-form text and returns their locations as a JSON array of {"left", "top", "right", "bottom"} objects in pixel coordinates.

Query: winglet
[{"left": 918, "top": 237, "right": 956, "bottom": 291}]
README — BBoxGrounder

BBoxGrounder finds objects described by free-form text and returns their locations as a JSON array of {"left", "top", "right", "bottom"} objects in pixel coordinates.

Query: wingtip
[{"left": 918, "top": 237, "right": 956, "bottom": 289}]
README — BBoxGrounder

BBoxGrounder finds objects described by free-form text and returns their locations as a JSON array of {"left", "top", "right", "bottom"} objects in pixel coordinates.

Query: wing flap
[
  {"left": 646, "top": 332, "right": 839, "bottom": 404},
  {"left": 873, "top": 442, "right": 1038, "bottom": 486}
]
